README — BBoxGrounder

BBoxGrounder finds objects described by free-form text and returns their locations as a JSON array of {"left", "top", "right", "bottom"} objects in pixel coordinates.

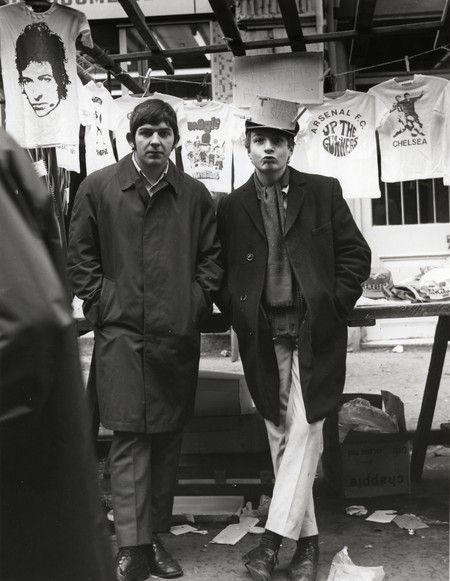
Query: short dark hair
[
  {"left": 15, "top": 23, "right": 70, "bottom": 100},
  {"left": 129, "top": 99, "right": 179, "bottom": 145},
  {"left": 244, "top": 128, "right": 295, "bottom": 152}
]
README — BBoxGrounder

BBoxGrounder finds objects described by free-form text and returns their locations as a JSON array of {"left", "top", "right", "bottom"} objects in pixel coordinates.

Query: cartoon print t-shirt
[
  {"left": 368, "top": 75, "right": 449, "bottom": 182},
  {"left": 80, "top": 81, "right": 118, "bottom": 174},
  {"left": 434, "top": 83, "right": 450, "bottom": 186},
  {"left": 292, "top": 90, "right": 387, "bottom": 198},
  {"left": 181, "top": 100, "right": 235, "bottom": 193},
  {"left": 114, "top": 92, "right": 186, "bottom": 163},
  {"left": 0, "top": 1, "right": 92, "bottom": 148}
]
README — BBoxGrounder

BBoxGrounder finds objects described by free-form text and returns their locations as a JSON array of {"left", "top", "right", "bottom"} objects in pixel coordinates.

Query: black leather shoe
[
  {"left": 115, "top": 546, "right": 149, "bottom": 581},
  {"left": 147, "top": 534, "right": 183, "bottom": 578},
  {"left": 288, "top": 536, "right": 319, "bottom": 581},
  {"left": 242, "top": 545, "right": 278, "bottom": 581}
]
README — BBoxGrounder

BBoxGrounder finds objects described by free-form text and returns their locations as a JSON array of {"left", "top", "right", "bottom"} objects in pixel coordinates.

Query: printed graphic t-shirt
[
  {"left": 293, "top": 90, "right": 387, "bottom": 198},
  {"left": 114, "top": 92, "right": 186, "bottom": 162},
  {"left": 368, "top": 74, "right": 449, "bottom": 182},
  {"left": 434, "top": 83, "right": 450, "bottom": 186},
  {"left": 0, "top": 1, "right": 92, "bottom": 148},
  {"left": 80, "top": 81, "right": 118, "bottom": 174},
  {"left": 181, "top": 100, "right": 235, "bottom": 193}
]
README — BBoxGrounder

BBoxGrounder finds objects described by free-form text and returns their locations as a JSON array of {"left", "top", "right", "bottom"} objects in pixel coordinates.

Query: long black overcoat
[
  {"left": 216, "top": 168, "right": 371, "bottom": 425},
  {"left": 68, "top": 155, "right": 223, "bottom": 433}
]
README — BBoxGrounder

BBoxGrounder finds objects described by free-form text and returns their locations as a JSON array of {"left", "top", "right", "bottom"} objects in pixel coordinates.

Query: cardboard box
[
  {"left": 322, "top": 391, "right": 411, "bottom": 498},
  {"left": 195, "top": 370, "right": 255, "bottom": 416},
  {"left": 182, "top": 411, "right": 269, "bottom": 454}
]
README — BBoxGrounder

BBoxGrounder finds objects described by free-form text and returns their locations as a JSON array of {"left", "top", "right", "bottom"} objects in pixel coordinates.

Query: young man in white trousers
[{"left": 215, "top": 97, "right": 371, "bottom": 581}]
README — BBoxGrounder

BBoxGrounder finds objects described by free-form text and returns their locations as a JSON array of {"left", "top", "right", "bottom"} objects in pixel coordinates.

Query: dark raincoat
[{"left": 68, "top": 154, "right": 222, "bottom": 433}]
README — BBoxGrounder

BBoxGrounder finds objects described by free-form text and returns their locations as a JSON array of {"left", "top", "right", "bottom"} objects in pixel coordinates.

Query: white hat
[{"left": 246, "top": 96, "right": 301, "bottom": 137}]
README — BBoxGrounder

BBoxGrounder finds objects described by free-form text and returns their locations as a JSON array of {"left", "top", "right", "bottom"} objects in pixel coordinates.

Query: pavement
[{"left": 79, "top": 338, "right": 450, "bottom": 580}]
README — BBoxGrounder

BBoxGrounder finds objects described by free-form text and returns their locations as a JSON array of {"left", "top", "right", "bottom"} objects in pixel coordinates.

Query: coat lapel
[
  {"left": 238, "top": 175, "right": 266, "bottom": 240},
  {"left": 285, "top": 169, "right": 307, "bottom": 236}
]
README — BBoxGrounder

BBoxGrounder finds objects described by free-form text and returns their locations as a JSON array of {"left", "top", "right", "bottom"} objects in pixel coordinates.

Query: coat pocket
[
  {"left": 311, "top": 221, "right": 332, "bottom": 236},
  {"left": 191, "top": 281, "right": 209, "bottom": 327}
]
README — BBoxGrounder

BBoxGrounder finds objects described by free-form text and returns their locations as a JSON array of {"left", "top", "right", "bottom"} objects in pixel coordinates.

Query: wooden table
[{"left": 348, "top": 301, "right": 450, "bottom": 482}]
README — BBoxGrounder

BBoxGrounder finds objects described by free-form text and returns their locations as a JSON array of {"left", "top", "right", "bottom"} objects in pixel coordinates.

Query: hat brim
[{"left": 245, "top": 120, "right": 298, "bottom": 138}]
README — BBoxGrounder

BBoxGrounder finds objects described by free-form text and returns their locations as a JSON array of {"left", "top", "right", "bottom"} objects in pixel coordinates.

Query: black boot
[
  {"left": 242, "top": 545, "right": 278, "bottom": 581},
  {"left": 115, "top": 546, "right": 149, "bottom": 581},
  {"left": 288, "top": 535, "right": 319, "bottom": 581},
  {"left": 147, "top": 534, "right": 183, "bottom": 578}
]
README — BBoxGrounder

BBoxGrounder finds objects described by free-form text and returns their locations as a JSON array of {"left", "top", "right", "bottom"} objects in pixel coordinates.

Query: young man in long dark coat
[
  {"left": 215, "top": 97, "right": 371, "bottom": 581},
  {"left": 68, "top": 100, "right": 223, "bottom": 581}
]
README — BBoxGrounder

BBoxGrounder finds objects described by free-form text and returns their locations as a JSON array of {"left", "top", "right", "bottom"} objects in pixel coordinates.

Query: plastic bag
[
  {"left": 327, "top": 547, "right": 385, "bottom": 581},
  {"left": 338, "top": 398, "right": 399, "bottom": 443}
]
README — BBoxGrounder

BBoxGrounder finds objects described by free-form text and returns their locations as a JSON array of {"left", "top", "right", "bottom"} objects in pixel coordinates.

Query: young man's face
[
  {"left": 247, "top": 128, "right": 293, "bottom": 176},
  {"left": 131, "top": 122, "right": 175, "bottom": 173},
  {"left": 20, "top": 60, "right": 60, "bottom": 117}
]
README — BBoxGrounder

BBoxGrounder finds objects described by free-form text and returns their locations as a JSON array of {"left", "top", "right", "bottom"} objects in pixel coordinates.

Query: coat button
[
  {"left": 240, "top": 294, "right": 247, "bottom": 302},
  {"left": 246, "top": 252, "right": 254, "bottom": 262}
]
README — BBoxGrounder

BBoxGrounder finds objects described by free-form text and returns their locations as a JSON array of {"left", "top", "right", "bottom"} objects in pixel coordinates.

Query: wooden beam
[
  {"left": 110, "top": 20, "right": 441, "bottom": 62},
  {"left": 118, "top": 0, "right": 174, "bottom": 74},
  {"left": 76, "top": 40, "right": 144, "bottom": 94},
  {"left": 434, "top": 0, "right": 450, "bottom": 47},
  {"left": 349, "top": 0, "right": 377, "bottom": 66},
  {"left": 277, "top": 0, "right": 307, "bottom": 52},
  {"left": 208, "top": 0, "right": 246, "bottom": 56}
]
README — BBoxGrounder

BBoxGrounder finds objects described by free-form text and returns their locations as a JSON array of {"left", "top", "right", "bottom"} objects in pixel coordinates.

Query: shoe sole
[
  {"left": 116, "top": 568, "right": 150, "bottom": 581},
  {"left": 245, "top": 562, "right": 272, "bottom": 581},
  {"left": 147, "top": 568, "right": 183, "bottom": 579}
]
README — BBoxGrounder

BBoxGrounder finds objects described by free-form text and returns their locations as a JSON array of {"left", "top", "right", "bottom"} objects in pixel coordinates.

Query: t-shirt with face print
[{"left": 0, "top": 1, "right": 92, "bottom": 148}]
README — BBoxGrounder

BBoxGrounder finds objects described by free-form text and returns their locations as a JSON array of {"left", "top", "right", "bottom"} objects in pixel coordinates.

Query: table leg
[{"left": 410, "top": 316, "right": 450, "bottom": 482}]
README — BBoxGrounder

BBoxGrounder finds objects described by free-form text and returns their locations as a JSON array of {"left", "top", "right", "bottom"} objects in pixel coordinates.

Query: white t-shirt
[
  {"left": 0, "top": 1, "right": 92, "bottom": 148},
  {"left": 368, "top": 74, "right": 449, "bottom": 182},
  {"left": 114, "top": 92, "right": 186, "bottom": 162},
  {"left": 80, "top": 81, "right": 118, "bottom": 174},
  {"left": 181, "top": 100, "right": 235, "bottom": 193},
  {"left": 434, "top": 83, "right": 450, "bottom": 186},
  {"left": 292, "top": 90, "right": 387, "bottom": 198}
]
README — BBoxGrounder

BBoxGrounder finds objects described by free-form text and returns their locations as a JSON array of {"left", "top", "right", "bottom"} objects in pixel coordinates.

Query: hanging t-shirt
[
  {"left": 292, "top": 90, "right": 387, "bottom": 198},
  {"left": 181, "top": 100, "right": 235, "bottom": 193},
  {"left": 80, "top": 81, "right": 118, "bottom": 174},
  {"left": 434, "top": 83, "right": 450, "bottom": 186},
  {"left": 368, "top": 74, "right": 449, "bottom": 182},
  {"left": 232, "top": 107, "right": 255, "bottom": 190},
  {"left": 0, "top": 1, "right": 92, "bottom": 148},
  {"left": 114, "top": 92, "right": 186, "bottom": 162}
]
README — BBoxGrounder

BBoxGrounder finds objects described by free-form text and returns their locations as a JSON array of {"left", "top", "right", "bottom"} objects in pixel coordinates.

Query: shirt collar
[{"left": 132, "top": 153, "right": 169, "bottom": 191}]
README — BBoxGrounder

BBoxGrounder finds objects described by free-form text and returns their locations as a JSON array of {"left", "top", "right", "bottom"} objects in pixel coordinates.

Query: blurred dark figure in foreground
[{"left": 0, "top": 128, "right": 114, "bottom": 581}]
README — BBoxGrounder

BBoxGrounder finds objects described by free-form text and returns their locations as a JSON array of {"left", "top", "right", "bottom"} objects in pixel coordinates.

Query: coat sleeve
[
  {"left": 331, "top": 178, "right": 371, "bottom": 316},
  {"left": 212, "top": 195, "right": 233, "bottom": 326},
  {"left": 67, "top": 179, "right": 103, "bottom": 325},
  {"left": 194, "top": 187, "right": 224, "bottom": 310}
]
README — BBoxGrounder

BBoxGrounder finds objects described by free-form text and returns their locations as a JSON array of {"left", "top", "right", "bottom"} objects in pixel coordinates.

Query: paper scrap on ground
[
  {"left": 393, "top": 514, "right": 429, "bottom": 530},
  {"left": 345, "top": 505, "right": 368, "bottom": 517},
  {"left": 366, "top": 510, "right": 397, "bottom": 524},
  {"left": 248, "top": 526, "right": 265, "bottom": 534},
  {"left": 210, "top": 517, "right": 259, "bottom": 545},
  {"left": 170, "top": 525, "right": 207, "bottom": 536},
  {"left": 327, "top": 546, "right": 385, "bottom": 581}
]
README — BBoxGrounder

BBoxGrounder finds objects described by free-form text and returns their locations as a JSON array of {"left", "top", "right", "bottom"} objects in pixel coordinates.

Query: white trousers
[{"left": 264, "top": 338, "right": 324, "bottom": 540}]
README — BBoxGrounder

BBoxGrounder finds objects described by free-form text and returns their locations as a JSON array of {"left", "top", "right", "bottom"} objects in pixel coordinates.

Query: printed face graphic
[{"left": 20, "top": 61, "right": 60, "bottom": 117}]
